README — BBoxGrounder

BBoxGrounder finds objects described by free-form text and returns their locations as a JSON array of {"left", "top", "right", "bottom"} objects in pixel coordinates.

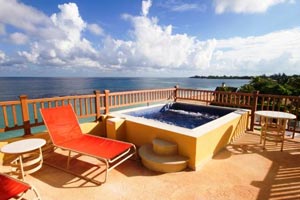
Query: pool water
[{"left": 125, "top": 103, "right": 234, "bottom": 129}]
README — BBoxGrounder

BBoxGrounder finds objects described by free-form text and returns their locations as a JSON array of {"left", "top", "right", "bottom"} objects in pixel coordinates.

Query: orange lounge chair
[
  {"left": 40, "top": 105, "right": 136, "bottom": 184},
  {"left": 0, "top": 173, "right": 41, "bottom": 200}
]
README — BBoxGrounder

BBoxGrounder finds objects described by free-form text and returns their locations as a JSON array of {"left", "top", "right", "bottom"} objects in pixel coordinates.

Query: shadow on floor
[
  {"left": 217, "top": 131, "right": 300, "bottom": 200},
  {"left": 32, "top": 148, "right": 161, "bottom": 188}
]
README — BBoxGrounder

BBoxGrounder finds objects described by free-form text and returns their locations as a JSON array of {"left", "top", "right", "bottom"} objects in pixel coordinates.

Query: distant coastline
[{"left": 190, "top": 75, "right": 252, "bottom": 79}]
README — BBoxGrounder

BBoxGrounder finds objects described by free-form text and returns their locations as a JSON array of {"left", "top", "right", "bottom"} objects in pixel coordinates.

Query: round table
[
  {"left": 1, "top": 138, "right": 46, "bottom": 180},
  {"left": 255, "top": 111, "right": 296, "bottom": 120},
  {"left": 255, "top": 111, "right": 296, "bottom": 151}
]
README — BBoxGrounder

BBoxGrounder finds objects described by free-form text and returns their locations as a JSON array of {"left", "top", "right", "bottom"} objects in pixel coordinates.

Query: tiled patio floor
[{"left": 1, "top": 130, "right": 300, "bottom": 200}]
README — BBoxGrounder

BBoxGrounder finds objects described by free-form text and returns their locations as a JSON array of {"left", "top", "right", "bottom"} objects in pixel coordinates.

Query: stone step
[
  {"left": 152, "top": 138, "right": 178, "bottom": 156},
  {"left": 139, "top": 144, "right": 189, "bottom": 173}
]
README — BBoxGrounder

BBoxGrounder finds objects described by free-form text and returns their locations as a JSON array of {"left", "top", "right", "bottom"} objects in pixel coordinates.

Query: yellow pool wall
[{"left": 107, "top": 108, "right": 249, "bottom": 170}]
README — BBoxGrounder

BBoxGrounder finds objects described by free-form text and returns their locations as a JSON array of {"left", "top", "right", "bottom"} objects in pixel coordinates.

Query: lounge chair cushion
[
  {"left": 59, "top": 135, "right": 133, "bottom": 159},
  {"left": 40, "top": 105, "right": 83, "bottom": 145},
  {"left": 40, "top": 104, "right": 136, "bottom": 183},
  {"left": 0, "top": 174, "right": 30, "bottom": 200},
  {"left": 41, "top": 105, "right": 134, "bottom": 160}
]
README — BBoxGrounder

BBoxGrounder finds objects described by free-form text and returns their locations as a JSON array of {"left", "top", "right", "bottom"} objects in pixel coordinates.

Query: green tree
[
  {"left": 239, "top": 74, "right": 293, "bottom": 95},
  {"left": 286, "top": 76, "right": 300, "bottom": 96}
]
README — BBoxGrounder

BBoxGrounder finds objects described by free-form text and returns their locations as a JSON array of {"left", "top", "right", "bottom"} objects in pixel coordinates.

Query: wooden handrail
[
  {"left": 1, "top": 87, "right": 300, "bottom": 136},
  {"left": 176, "top": 88, "right": 254, "bottom": 107},
  {"left": 0, "top": 88, "right": 176, "bottom": 135},
  {"left": 108, "top": 88, "right": 175, "bottom": 109}
]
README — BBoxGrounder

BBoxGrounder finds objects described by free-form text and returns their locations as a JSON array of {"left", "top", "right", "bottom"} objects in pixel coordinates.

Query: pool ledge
[
  {"left": 192, "top": 109, "right": 249, "bottom": 137},
  {"left": 110, "top": 104, "right": 249, "bottom": 138}
]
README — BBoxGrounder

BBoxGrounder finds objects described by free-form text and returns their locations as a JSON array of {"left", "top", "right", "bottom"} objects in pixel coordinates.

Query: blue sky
[{"left": 0, "top": 0, "right": 300, "bottom": 77}]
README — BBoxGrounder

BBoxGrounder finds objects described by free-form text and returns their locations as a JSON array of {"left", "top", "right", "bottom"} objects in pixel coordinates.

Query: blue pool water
[{"left": 125, "top": 103, "right": 234, "bottom": 129}]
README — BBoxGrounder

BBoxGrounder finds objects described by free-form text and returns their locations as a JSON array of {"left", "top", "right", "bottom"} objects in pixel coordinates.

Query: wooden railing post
[
  {"left": 174, "top": 85, "right": 179, "bottom": 102},
  {"left": 94, "top": 90, "right": 101, "bottom": 120},
  {"left": 19, "top": 95, "right": 31, "bottom": 135},
  {"left": 104, "top": 90, "right": 110, "bottom": 114},
  {"left": 250, "top": 91, "right": 259, "bottom": 131}
]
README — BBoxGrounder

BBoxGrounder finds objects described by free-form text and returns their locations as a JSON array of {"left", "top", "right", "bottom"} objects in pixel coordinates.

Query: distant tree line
[
  {"left": 190, "top": 75, "right": 252, "bottom": 79},
  {"left": 239, "top": 73, "right": 300, "bottom": 96},
  {"left": 191, "top": 73, "right": 300, "bottom": 96}
]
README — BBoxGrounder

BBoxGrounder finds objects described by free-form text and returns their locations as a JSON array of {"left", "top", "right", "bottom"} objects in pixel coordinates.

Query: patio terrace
[
  {"left": 1, "top": 88, "right": 300, "bottom": 199},
  {"left": 1, "top": 129, "right": 300, "bottom": 200}
]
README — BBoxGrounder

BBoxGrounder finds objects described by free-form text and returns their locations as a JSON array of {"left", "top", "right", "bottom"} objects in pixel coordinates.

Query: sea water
[
  {"left": 0, "top": 77, "right": 250, "bottom": 101},
  {"left": 0, "top": 77, "right": 249, "bottom": 140}
]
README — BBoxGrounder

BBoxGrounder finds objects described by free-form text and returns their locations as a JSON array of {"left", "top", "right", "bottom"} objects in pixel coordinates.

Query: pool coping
[{"left": 109, "top": 103, "right": 250, "bottom": 138}]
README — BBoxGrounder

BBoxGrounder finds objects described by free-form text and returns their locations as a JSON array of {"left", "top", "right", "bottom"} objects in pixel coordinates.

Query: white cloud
[
  {"left": 18, "top": 42, "right": 39, "bottom": 63},
  {"left": 123, "top": 15, "right": 216, "bottom": 69},
  {"left": 0, "top": 0, "right": 48, "bottom": 31},
  {"left": 213, "top": 0, "right": 290, "bottom": 14},
  {"left": 209, "top": 28, "right": 300, "bottom": 75},
  {"left": 0, "top": 1, "right": 100, "bottom": 70},
  {"left": 18, "top": 3, "right": 99, "bottom": 68},
  {"left": 50, "top": 3, "right": 86, "bottom": 43},
  {"left": 98, "top": 1, "right": 213, "bottom": 73},
  {"left": 0, "top": 51, "right": 6, "bottom": 62},
  {"left": 0, "top": 0, "right": 61, "bottom": 39},
  {"left": 171, "top": 3, "right": 206, "bottom": 12},
  {"left": 9, "top": 32, "right": 28, "bottom": 45},
  {"left": 0, "top": 0, "right": 300, "bottom": 76},
  {"left": 102, "top": 11, "right": 216, "bottom": 73},
  {"left": 142, "top": 0, "right": 152, "bottom": 16},
  {"left": 160, "top": 0, "right": 207, "bottom": 12},
  {"left": 87, "top": 23, "right": 104, "bottom": 36}
]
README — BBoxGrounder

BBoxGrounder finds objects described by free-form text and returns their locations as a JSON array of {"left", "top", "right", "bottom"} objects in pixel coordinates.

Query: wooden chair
[
  {"left": 260, "top": 116, "right": 286, "bottom": 151},
  {"left": 288, "top": 119, "right": 300, "bottom": 139}
]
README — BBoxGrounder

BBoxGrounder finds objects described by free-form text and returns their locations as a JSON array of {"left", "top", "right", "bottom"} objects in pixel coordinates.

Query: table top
[
  {"left": 1, "top": 138, "right": 46, "bottom": 154},
  {"left": 255, "top": 110, "right": 296, "bottom": 120}
]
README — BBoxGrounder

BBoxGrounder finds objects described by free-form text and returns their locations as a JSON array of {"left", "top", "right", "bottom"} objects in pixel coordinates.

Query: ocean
[
  {"left": 0, "top": 77, "right": 250, "bottom": 139},
  {"left": 0, "top": 77, "right": 250, "bottom": 101}
]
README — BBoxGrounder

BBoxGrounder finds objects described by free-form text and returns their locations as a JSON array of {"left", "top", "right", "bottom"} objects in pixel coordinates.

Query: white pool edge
[{"left": 110, "top": 103, "right": 249, "bottom": 138}]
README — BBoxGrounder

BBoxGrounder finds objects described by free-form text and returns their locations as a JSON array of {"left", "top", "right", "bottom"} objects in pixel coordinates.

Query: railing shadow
[
  {"left": 29, "top": 150, "right": 106, "bottom": 188},
  {"left": 217, "top": 131, "right": 300, "bottom": 200}
]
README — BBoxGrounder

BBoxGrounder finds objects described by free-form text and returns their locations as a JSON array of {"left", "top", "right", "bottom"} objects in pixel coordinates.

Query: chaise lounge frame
[{"left": 40, "top": 105, "right": 136, "bottom": 184}]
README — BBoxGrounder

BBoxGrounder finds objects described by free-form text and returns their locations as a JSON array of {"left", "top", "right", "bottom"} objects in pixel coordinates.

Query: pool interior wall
[
  {"left": 124, "top": 103, "right": 235, "bottom": 129},
  {"left": 107, "top": 102, "right": 250, "bottom": 170}
]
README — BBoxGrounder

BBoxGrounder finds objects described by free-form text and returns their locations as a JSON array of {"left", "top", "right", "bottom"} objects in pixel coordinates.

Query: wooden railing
[
  {"left": 107, "top": 88, "right": 175, "bottom": 110},
  {"left": 176, "top": 88, "right": 259, "bottom": 130},
  {"left": 257, "top": 94, "right": 300, "bottom": 113},
  {"left": 0, "top": 88, "right": 176, "bottom": 136},
  {"left": 176, "top": 88, "right": 255, "bottom": 109},
  {"left": 0, "top": 100, "right": 21, "bottom": 133},
  {"left": 0, "top": 93, "right": 103, "bottom": 134},
  {"left": 1, "top": 86, "right": 300, "bottom": 138},
  {"left": 176, "top": 88, "right": 300, "bottom": 133}
]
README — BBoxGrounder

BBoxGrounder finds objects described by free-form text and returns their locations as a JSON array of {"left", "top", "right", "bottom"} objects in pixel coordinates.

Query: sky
[{"left": 0, "top": 0, "right": 300, "bottom": 77}]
